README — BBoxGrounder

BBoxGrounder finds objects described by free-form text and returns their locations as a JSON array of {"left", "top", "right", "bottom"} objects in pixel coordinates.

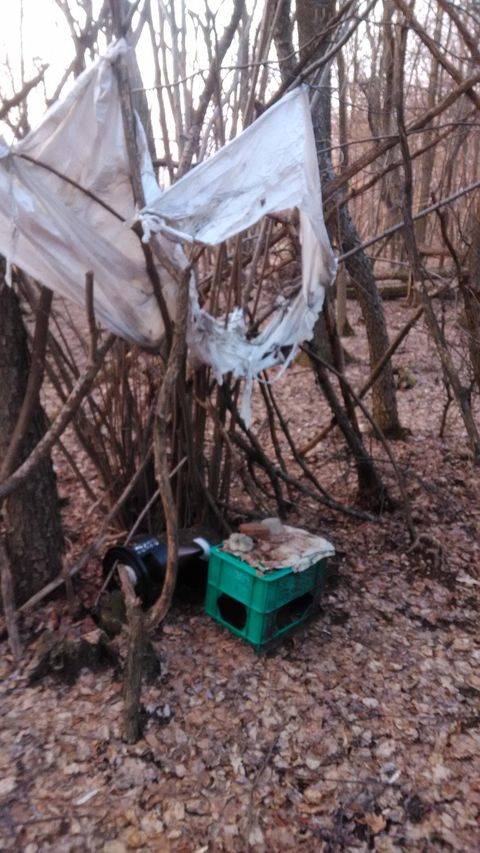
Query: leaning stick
[
  {"left": 304, "top": 345, "right": 416, "bottom": 540},
  {"left": 17, "top": 448, "right": 154, "bottom": 614},
  {"left": 337, "top": 178, "right": 480, "bottom": 266},
  {"left": 300, "top": 284, "right": 451, "bottom": 456},
  {"left": 301, "top": 181, "right": 480, "bottom": 455},
  {"left": 0, "top": 541, "right": 22, "bottom": 660},
  {"left": 0, "top": 334, "right": 115, "bottom": 502}
]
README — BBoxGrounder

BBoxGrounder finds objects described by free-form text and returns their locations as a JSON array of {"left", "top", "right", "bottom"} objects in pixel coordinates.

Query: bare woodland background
[{"left": 0, "top": 0, "right": 480, "bottom": 849}]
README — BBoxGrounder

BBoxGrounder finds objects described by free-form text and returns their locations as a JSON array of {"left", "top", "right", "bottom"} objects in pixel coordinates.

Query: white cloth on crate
[{"left": 0, "top": 40, "right": 336, "bottom": 425}]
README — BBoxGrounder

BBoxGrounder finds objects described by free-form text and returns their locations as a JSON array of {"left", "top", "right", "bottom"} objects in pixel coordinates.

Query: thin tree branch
[
  {"left": 0, "top": 334, "right": 116, "bottom": 502},
  {"left": 0, "top": 66, "right": 48, "bottom": 120}
]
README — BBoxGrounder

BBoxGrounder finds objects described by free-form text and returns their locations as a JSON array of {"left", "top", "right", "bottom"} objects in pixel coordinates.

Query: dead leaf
[{"left": 363, "top": 812, "right": 387, "bottom": 834}]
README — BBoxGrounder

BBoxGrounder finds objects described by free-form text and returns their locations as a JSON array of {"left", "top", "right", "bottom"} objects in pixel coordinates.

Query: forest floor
[{"left": 1, "top": 300, "right": 480, "bottom": 851}]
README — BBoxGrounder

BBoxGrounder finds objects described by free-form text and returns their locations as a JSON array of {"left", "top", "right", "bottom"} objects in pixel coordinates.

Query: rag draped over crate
[{"left": 0, "top": 40, "right": 336, "bottom": 424}]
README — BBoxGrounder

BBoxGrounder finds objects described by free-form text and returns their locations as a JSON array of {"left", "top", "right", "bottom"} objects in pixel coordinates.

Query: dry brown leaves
[{"left": 1, "top": 302, "right": 479, "bottom": 851}]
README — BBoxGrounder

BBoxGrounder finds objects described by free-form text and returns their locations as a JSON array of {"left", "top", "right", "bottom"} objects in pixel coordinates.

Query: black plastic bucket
[{"left": 102, "top": 535, "right": 211, "bottom": 606}]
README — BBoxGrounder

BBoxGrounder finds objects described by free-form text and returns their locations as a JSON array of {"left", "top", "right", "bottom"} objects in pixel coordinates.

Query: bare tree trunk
[
  {"left": 338, "top": 189, "right": 406, "bottom": 436},
  {"left": 464, "top": 208, "right": 480, "bottom": 392},
  {"left": 415, "top": 5, "right": 443, "bottom": 246},
  {"left": 0, "top": 539, "right": 22, "bottom": 660},
  {"left": 310, "top": 352, "right": 390, "bottom": 510},
  {"left": 336, "top": 268, "right": 354, "bottom": 337},
  {"left": 335, "top": 49, "right": 354, "bottom": 337},
  {"left": 423, "top": 291, "right": 480, "bottom": 464},
  {"left": 393, "top": 21, "right": 480, "bottom": 465},
  {"left": 295, "top": 1, "right": 391, "bottom": 503},
  {"left": 272, "top": 0, "right": 296, "bottom": 85},
  {"left": 381, "top": 1, "right": 403, "bottom": 258},
  {"left": 297, "top": 0, "right": 403, "bottom": 438},
  {"left": 0, "top": 282, "right": 64, "bottom": 607},
  {"left": 119, "top": 567, "right": 145, "bottom": 744}
]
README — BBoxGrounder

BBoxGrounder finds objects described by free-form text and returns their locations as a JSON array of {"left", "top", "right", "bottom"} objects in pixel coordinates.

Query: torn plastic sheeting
[
  {"left": 0, "top": 39, "right": 178, "bottom": 347},
  {"left": 138, "top": 85, "right": 337, "bottom": 422},
  {"left": 0, "top": 41, "right": 336, "bottom": 425}
]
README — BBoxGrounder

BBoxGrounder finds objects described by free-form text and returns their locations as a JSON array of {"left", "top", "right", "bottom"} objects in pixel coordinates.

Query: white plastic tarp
[
  {"left": 139, "top": 86, "right": 337, "bottom": 420},
  {"left": 0, "top": 40, "right": 336, "bottom": 422},
  {"left": 0, "top": 40, "right": 177, "bottom": 347}
]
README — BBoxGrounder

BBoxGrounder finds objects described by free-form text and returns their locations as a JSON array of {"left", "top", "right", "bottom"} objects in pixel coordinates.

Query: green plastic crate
[{"left": 204, "top": 545, "right": 329, "bottom": 651}]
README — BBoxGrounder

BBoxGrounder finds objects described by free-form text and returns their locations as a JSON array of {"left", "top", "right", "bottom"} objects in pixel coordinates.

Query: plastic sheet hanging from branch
[
  {"left": 0, "top": 40, "right": 336, "bottom": 425},
  {"left": 138, "top": 85, "right": 337, "bottom": 423}
]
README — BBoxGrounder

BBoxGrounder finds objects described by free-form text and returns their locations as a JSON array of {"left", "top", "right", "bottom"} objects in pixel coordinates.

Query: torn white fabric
[
  {"left": 221, "top": 525, "right": 335, "bottom": 574},
  {"left": 140, "top": 87, "right": 335, "bottom": 306},
  {"left": 139, "top": 87, "right": 337, "bottom": 421},
  {"left": 0, "top": 39, "right": 177, "bottom": 347},
  {"left": 0, "top": 41, "right": 336, "bottom": 425}
]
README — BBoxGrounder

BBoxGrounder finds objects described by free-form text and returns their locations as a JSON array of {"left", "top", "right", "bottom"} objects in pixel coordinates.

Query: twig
[
  {"left": 147, "top": 267, "right": 191, "bottom": 631},
  {"left": 245, "top": 737, "right": 278, "bottom": 846},
  {"left": 0, "top": 541, "right": 22, "bottom": 661},
  {"left": 176, "top": 0, "right": 246, "bottom": 177},
  {"left": 392, "top": 0, "right": 480, "bottom": 109},
  {"left": 0, "top": 287, "right": 53, "bottom": 481},
  {"left": 325, "top": 69, "right": 480, "bottom": 201},
  {"left": 94, "top": 456, "right": 187, "bottom": 606},
  {"left": 303, "top": 347, "right": 415, "bottom": 539},
  {"left": 393, "top": 24, "right": 480, "bottom": 465},
  {"left": 0, "top": 335, "right": 115, "bottom": 502},
  {"left": 18, "top": 448, "right": 153, "bottom": 614},
  {"left": 0, "top": 65, "right": 48, "bottom": 120},
  {"left": 56, "top": 437, "right": 99, "bottom": 504},
  {"left": 85, "top": 272, "right": 98, "bottom": 364},
  {"left": 338, "top": 178, "right": 480, "bottom": 266},
  {"left": 16, "top": 153, "right": 124, "bottom": 221},
  {"left": 225, "top": 399, "right": 377, "bottom": 522},
  {"left": 300, "top": 283, "right": 451, "bottom": 456},
  {"left": 118, "top": 565, "right": 144, "bottom": 743}
]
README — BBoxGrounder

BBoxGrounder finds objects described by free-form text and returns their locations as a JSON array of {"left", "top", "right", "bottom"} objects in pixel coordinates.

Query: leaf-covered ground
[{"left": 1, "top": 301, "right": 479, "bottom": 851}]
